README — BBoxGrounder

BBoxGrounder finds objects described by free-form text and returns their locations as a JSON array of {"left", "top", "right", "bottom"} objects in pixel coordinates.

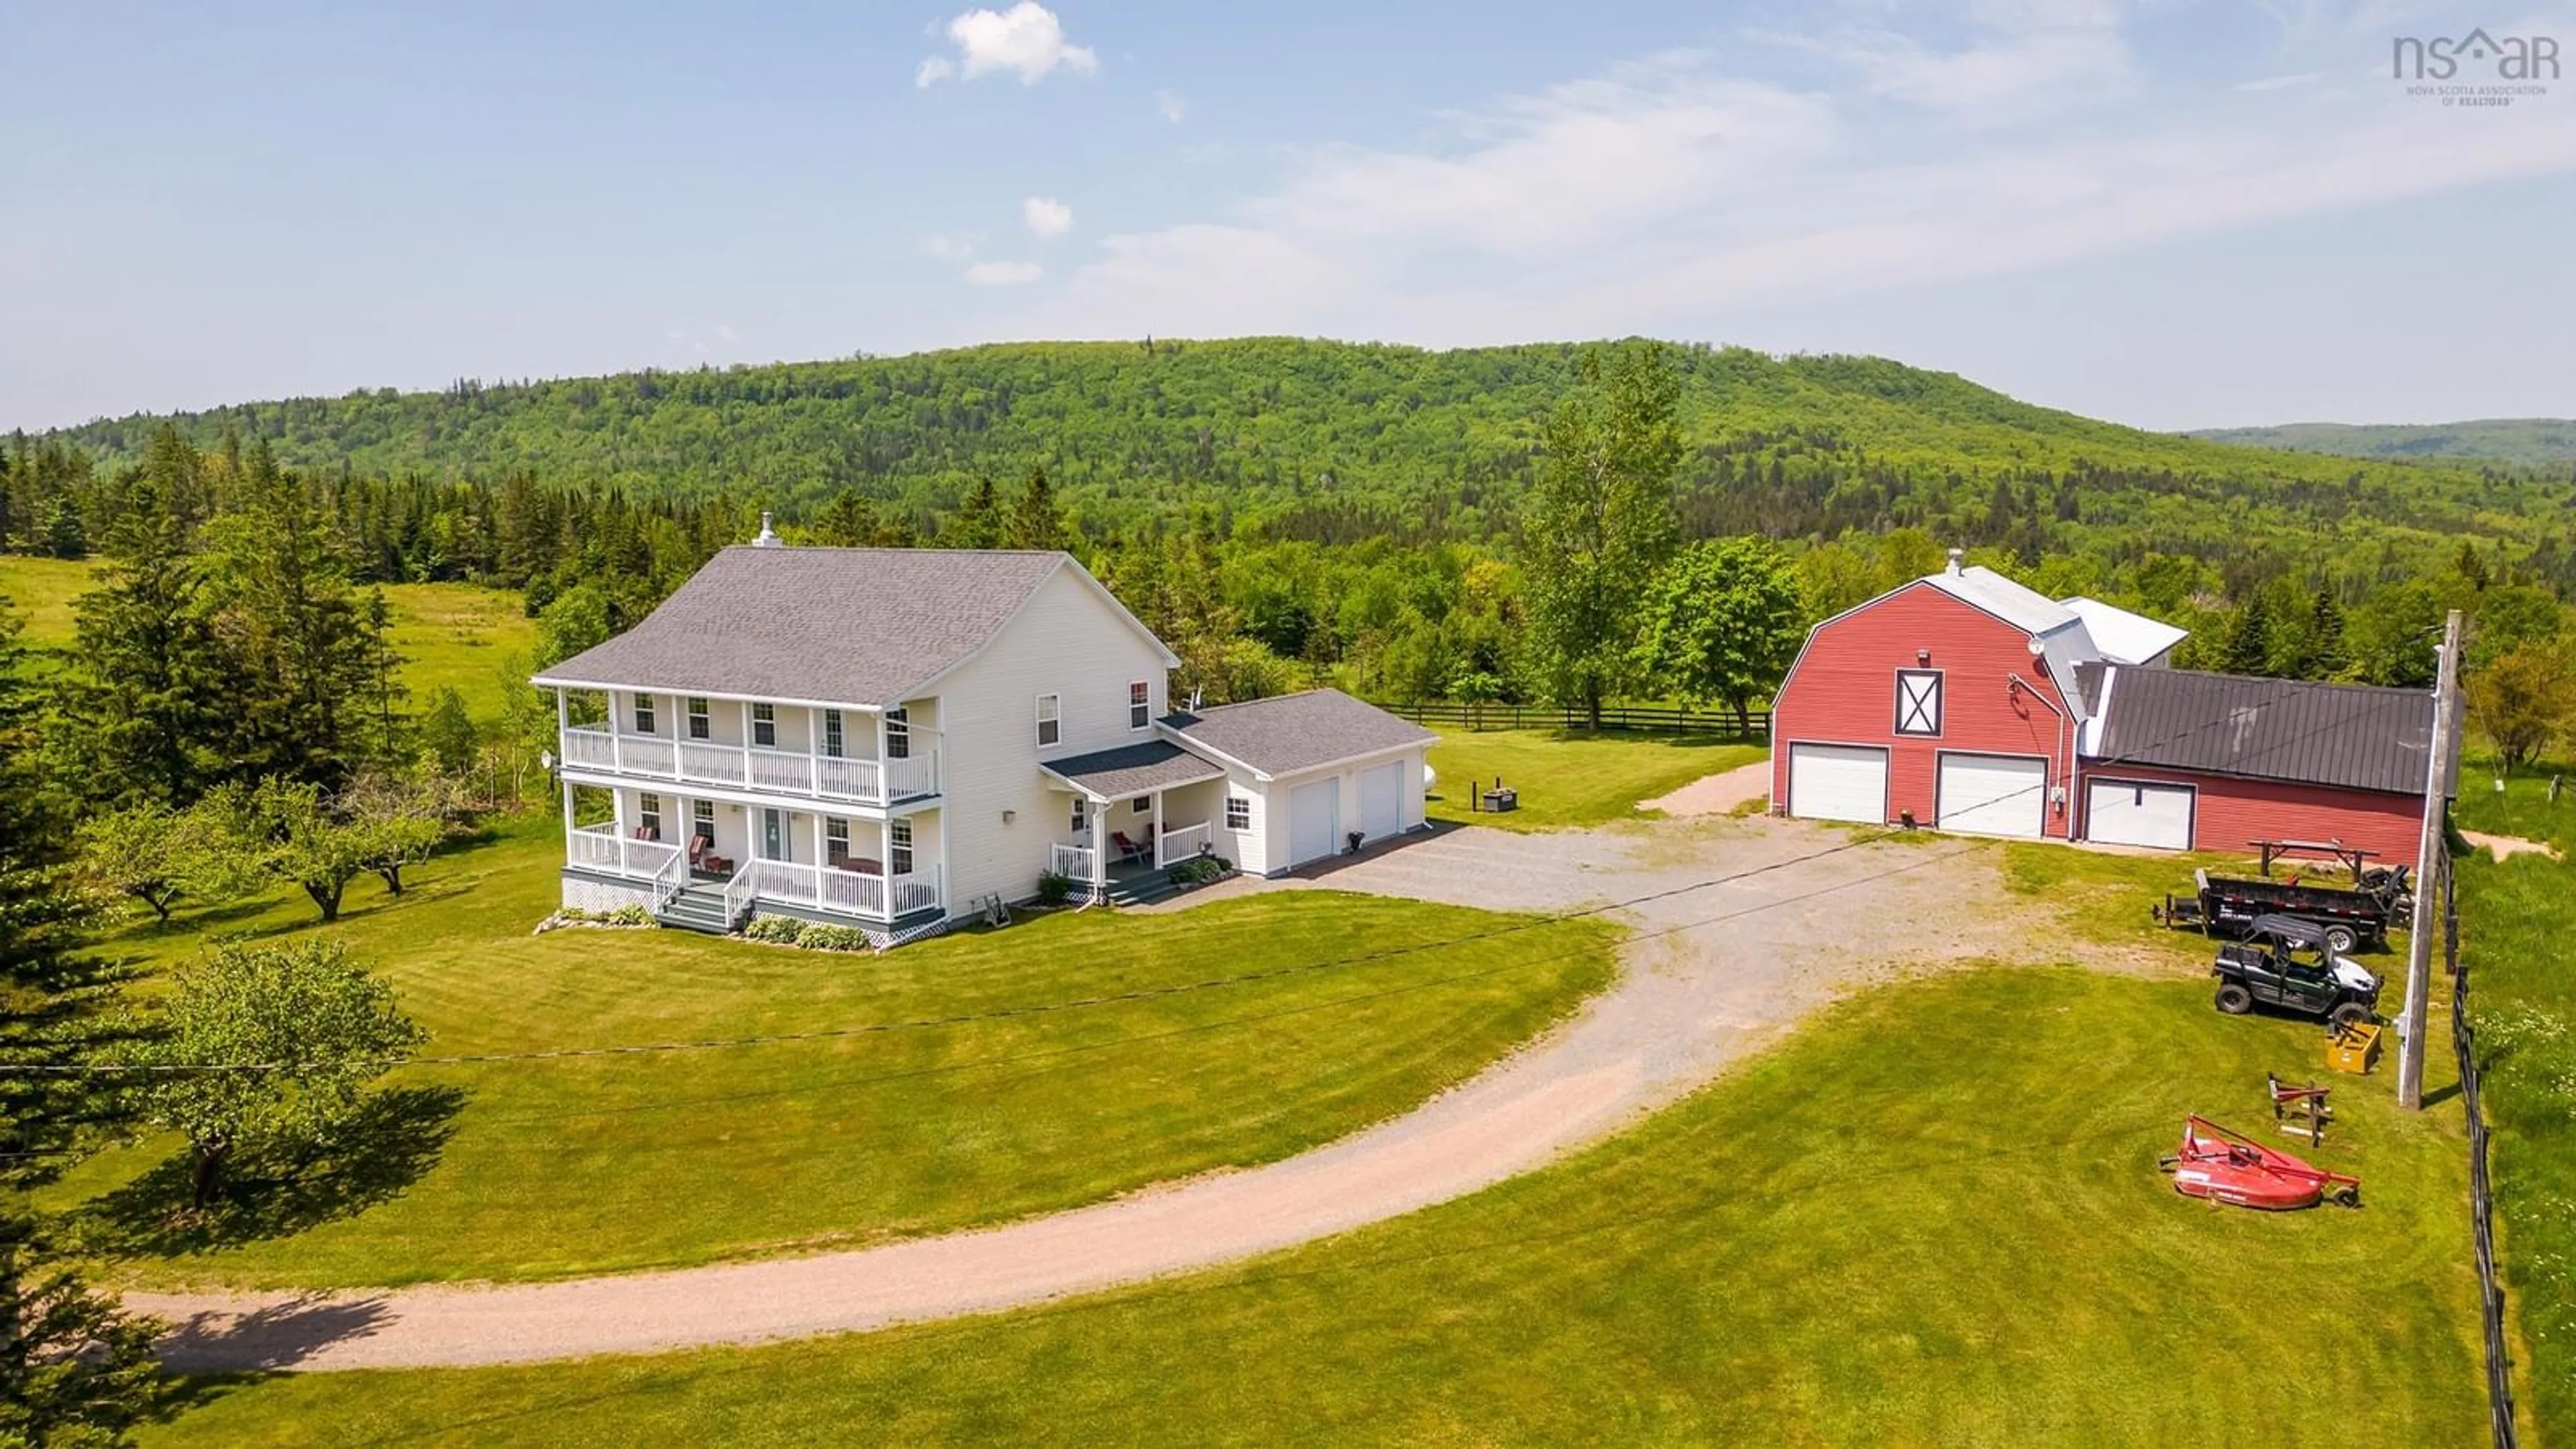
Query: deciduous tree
[
  {"left": 1520, "top": 344, "right": 1681, "bottom": 728},
  {"left": 1632, "top": 537, "right": 1805, "bottom": 727},
  {"left": 2465, "top": 639, "right": 2576, "bottom": 772},
  {"left": 121, "top": 939, "right": 425, "bottom": 1208}
]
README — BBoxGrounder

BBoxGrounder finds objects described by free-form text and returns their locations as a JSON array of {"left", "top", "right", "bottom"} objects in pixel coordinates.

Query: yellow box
[{"left": 2328, "top": 1021, "right": 2383, "bottom": 1075}]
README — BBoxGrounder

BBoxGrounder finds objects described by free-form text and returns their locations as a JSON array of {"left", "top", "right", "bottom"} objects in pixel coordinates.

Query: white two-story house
[{"left": 533, "top": 531, "right": 1437, "bottom": 946}]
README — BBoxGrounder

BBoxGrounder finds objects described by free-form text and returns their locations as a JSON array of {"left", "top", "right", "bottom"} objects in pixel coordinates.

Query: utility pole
[{"left": 2398, "top": 609, "right": 2463, "bottom": 1110}]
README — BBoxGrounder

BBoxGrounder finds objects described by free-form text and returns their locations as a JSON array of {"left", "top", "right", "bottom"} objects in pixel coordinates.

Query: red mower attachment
[{"left": 2159, "top": 1115, "right": 2361, "bottom": 1210}]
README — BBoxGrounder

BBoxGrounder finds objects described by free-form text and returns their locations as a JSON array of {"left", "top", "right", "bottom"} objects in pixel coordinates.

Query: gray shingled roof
[
  {"left": 1040, "top": 741, "right": 1226, "bottom": 800},
  {"left": 2090, "top": 667, "right": 2437, "bottom": 796},
  {"left": 1162, "top": 688, "right": 1436, "bottom": 778},
  {"left": 533, "top": 547, "right": 1070, "bottom": 706}
]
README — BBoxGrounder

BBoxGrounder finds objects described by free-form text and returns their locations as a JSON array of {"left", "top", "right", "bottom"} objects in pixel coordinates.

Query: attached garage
[
  {"left": 1159, "top": 688, "right": 1439, "bottom": 877},
  {"left": 1357, "top": 760, "right": 1403, "bottom": 843},
  {"left": 1785, "top": 743, "right": 1888, "bottom": 824},
  {"left": 1287, "top": 776, "right": 1342, "bottom": 867},
  {"left": 1936, "top": 753, "right": 2047, "bottom": 838},
  {"left": 2084, "top": 777, "right": 2195, "bottom": 849}
]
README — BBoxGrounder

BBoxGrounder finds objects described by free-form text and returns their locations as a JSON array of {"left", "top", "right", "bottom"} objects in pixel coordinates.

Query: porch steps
[
  {"left": 656, "top": 881, "right": 741, "bottom": 935},
  {"left": 1102, "top": 869, "right": 1181, "bottom": 909}
]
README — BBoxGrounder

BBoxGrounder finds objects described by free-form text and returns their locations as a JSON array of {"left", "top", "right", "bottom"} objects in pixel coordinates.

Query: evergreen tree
[
  {"left": 2298, "top": 585, "right": 2350, "bottom": 680},
  {"left": 2220, "top": 590, "right": 2275, "bottom": 676},
  {"left": 65, "top": 476, "right": 227, "bottom": 806},
  {"left": 1520, "top": 343, "right": 1681, "bottom": 727},
  {"left": 1006, "top": 465, "right": 1070, "bottom": 552},
  {"left": 947, "top": 478, "right": 1004, "bottom": 549},
  {"left": 0, "top": 601, "right": 165, "bottom": 1444}
]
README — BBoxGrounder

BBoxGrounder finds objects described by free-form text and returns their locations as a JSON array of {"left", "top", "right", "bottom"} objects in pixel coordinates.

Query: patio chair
[{"left": 1110, "top": 830, "right": 1153, "bottom": 865}]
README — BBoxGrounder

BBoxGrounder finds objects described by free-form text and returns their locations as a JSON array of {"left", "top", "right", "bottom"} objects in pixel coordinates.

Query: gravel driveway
[{"left": 135, "top": 814, "right": 2086, "bottom": 1372}]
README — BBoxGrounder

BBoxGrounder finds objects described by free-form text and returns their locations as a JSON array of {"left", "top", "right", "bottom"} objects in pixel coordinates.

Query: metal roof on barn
[{"left": 2087, "top": 667, "right": 2439, "bottom": 796}]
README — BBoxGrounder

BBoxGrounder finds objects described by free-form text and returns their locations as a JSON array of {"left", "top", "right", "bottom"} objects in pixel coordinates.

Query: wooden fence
[
  {"left": 2449, "top": 859, "right": 2520, "bottom": 1449},
  {"left": 1373, "top": 700, "right": 1771, "bottom": 741}
]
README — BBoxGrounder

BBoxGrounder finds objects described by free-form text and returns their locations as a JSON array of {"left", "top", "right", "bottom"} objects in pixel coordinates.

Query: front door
[{"left": 761, "top": 808, "right": 786, "bottom": 861}]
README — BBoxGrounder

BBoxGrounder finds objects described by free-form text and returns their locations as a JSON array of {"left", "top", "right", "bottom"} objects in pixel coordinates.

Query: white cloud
[
  {"left": 923, "top": 232, "right": 982, "bottom": 260},
  {"left": 1022, "top": 196, "right": 1074, "bottom": 237},
  {"left": 1156, "top": 89, "right": 1187, "bottom": 123},
  {"left": 1017, "top": 39, "right": 2576, "bottom": 346},
  {"left": 965, "top": 260, "right": 1045, "bottom": 286},
  {"left": 917, "top": 4, "right": 1097, "bottom": 87}
]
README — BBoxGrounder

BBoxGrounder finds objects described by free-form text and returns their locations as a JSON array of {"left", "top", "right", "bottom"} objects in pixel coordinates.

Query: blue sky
[{"left": 5, "top": 1, "right": 2571, "bottom": 431}]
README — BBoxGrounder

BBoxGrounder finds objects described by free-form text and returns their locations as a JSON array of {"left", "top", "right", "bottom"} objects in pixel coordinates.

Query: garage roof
[
  {"left": 1040, "top": 741, "right": 1227, "bottom": 801},
  {"left": 2088, "top": 667, "right": 2440, "bottom": 796},
  {"left": 2060, "top": 598, "right": 2190, "bottom": 666},
  {"left": 1161, "top": 689, "right": 1436, "bottom": 779}
]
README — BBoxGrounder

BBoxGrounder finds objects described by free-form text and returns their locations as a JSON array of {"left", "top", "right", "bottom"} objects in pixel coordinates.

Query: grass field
[
  {"left": 147, "top": 965, "right": 2486, "bottom": 1446},
  {"left": 0, "top": 557, "right": 535, "bottom": 724},
  {"left": 1425, "top": 730, "right": 1764, "bottom": 833},
  {"left": 2452, "top": 765, "right": 2576, "bottom": 1433},
  {"left": 50, "top": 817, "right": 1616, "bottom": 1289}
]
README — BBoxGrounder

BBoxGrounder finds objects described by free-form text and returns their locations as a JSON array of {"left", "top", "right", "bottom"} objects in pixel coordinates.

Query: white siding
[
  {"left": 933, "top": 568, "right": 1175, "bottom": 910},
  {"left": 1250, "top": 744, "right": 1431, "bottom": 875}
]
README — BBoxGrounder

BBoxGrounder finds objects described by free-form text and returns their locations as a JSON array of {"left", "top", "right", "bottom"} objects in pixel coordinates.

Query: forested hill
[
  {"left": 39, "top": 339, "right": 2569, "bottom": 568},
  {"left": 2182, "top": 418, "right": 2576, "bottom": 468}
]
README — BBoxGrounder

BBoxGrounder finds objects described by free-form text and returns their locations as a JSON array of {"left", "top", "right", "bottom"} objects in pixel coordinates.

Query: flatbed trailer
[{"left": 2155, "top": 867, "right": 2404, "bottom": 953}]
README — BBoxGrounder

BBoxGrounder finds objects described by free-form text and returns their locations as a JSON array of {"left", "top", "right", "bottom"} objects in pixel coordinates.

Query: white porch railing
[
  {"left": 559, "top": 724, "right": 941, "bottom": 806},
  {"left": 1050, "top": 843, "right": 1096, "bottom": 886},
  {"left": 1157, "top": 821, "right": 1214, "bottom": 869},
  {"left": 737, "top": 859, "right": 943, "bottom": 921},
  {"left": 722, "top": 861, "right": 756, "bottom": 926},
  {"left": 568, "top": 822, "right": 686, "bottom": 885}
]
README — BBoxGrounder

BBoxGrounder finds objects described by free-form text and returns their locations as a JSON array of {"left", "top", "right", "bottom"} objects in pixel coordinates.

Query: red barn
[{"left": 1770, "top": 554, "right": 2440, "bottom": 863}]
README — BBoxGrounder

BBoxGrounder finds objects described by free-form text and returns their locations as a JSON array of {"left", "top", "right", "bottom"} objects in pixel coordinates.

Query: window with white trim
[
  {"left": 825, "top": 818, "right": 850, "bottom": 866},
  {"left": 886, "top": 706, "right": 910, "bottom": 760},
  {"left": 1036, "top": 694, "right": 1061, "bottom": 748},
  {"left": 1129, "top": 681, "right": 1150, "bottom": 730},
  {"left": 889, "top": 819, "right": 914, "bottom": 875},
  {"left": 633, "top": 694, "right": 657, "bottom": 735},
  {"left": 1894, "top": 669, "right": 1943, "bottom": 737},
  {"left": 822, "top": 709, "right": 845, "bottom": 759},
  {"left": 1132, "top": 796, "right": 1151, "bottom": 815},
  {"left": 692, "top": 799, "right": 715, "bottom": 841},
  {"left": 687, "top": 697, "right": 711, "bottom": 740},
  {"left": 1069, "top": 796, "right": 1087, "bottom": 833},
  {"left": 1225, "top": 796, "right": 1252, "bottom": 831},
  {"left": 751, "top": 702, "right": 776, "bottom": 748},
  {"left": 638, "top": 793, "right": 662, "bottom": 839}
]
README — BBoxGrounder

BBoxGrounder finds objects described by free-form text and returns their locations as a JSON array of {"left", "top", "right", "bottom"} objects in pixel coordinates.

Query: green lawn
[
  {"left": 2451, "top": 765, "right": 2576, "bottom": 1434},
  {"left": 0, "top": 554, "right": 95, "bottom": 659},
  {"left": 52, "top": 817, "right": 1616, "bottom": 1289},
  {"left": 147, "top": 965, "right": 2485, "bottom": 1446},
  {"left": 0, "top": 557, "right": 535, "bottom": 724},
  {"left": 1426, "top": 730, "right": 1765, "bottom": 833},
  {"left": 376, "top": 581, "right": 538, "bottom": 725}
]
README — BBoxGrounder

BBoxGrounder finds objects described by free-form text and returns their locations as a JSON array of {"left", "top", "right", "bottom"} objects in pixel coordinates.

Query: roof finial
[
  {"left": 1945, "top": 547, "right": 1964, "bottom": 576},
  {"left": 754, "top": 511, "right": 781, "bottom": 548}
]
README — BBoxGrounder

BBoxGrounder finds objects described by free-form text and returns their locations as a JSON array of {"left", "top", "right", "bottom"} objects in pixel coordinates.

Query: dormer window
[{"left": 1895, "top": 669, "right": 1943, "bottom": 737}]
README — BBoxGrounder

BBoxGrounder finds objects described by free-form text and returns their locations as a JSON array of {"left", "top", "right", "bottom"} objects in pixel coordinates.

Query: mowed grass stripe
[
  {"left": 60, "top": 817, "right": 1617, "bottom": 1288},
  {"left": 152, "top": 967, "right": 2486, "bottom": 1446}
]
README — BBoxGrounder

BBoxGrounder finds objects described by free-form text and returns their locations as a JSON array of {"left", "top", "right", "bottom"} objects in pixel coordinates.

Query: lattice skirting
[{"left": 561, "top": 873, "right": 657, "bottom": 914}]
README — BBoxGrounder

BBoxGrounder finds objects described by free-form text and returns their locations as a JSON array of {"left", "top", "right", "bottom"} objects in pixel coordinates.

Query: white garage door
[
  {"left": 2086, "top": 778, "right": 2195, "bottom": 849},
  {"left": 1937, "top": 753, "right": 2047, "bottom": 838},
  {"left": 1288, "top": 777, "right": 1341, "bottom": 867},
  {"left": 1358, "top": 760, "right": 1403, "bottom": 842},
  {"left": 1786, "top": 743, "right": 1888, "bottom": 824}
]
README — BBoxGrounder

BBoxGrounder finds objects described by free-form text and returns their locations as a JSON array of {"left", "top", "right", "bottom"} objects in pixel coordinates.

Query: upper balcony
[{"left": 558, "top": 722, "right": 940, "bottom": 807}]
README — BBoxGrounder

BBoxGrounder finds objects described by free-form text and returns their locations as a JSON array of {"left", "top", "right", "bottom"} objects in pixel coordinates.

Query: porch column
[
  {"left": 1091, "top": 799, "right": 1108, "bottom": 902},
  {"left": 559, "top": 775, "right": 575, "bottom": 844},
  {"left": 1150, "top": 788, "right": 1165, "bottom": 867}
]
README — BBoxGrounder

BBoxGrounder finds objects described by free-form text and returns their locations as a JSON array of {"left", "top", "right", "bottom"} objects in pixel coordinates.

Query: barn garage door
[
  {"left": 1786, "top": 743, "right": 1888, "bottom": 824},
  {"left": 1938, "top": 754, "right": 2047, "bottom": 838},
  {"left": 2085, "top": 779, "right": 2195, "bottom": 849},
  {"left": 1288, "top": 777, "right": 1340, "bottom": 867},
  {"left": 1358, "top": 761, "right": 1403, "bottom": 843}
]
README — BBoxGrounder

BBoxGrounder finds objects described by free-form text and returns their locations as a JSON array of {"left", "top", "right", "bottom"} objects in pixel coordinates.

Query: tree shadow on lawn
[{"left": 76, "top": 1085, "right": 466, "bottom": 1259}]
